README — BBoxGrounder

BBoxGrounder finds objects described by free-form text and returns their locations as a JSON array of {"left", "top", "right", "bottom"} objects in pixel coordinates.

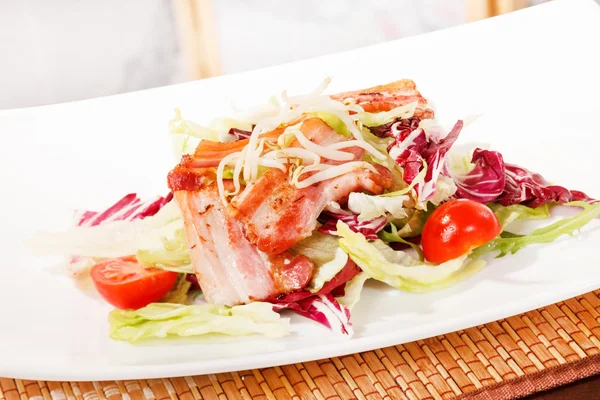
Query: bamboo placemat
[{"left": 4, "top": 290, "right": 600, "bottom": 400}]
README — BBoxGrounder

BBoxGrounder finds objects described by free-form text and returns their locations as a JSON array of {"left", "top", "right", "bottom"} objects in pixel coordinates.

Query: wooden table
[{"left": 527, "top": 375, "right": 600, "bottom": 399}]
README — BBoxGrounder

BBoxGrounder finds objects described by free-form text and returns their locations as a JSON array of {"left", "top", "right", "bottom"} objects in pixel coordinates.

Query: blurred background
[{"left": 0, "top": 0, "right": 558, "bottom": 110}]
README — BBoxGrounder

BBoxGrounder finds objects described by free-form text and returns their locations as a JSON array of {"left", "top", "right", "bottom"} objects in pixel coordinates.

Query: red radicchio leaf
[
  {"left": 185, "top": 274, "right": 201, "bottom": 290},
  {"left": 450, "top": 148, "right": 596, "bottom": 207},
  {"left": 497, "top": 164, "right": 596, "bottom": 207},
  {"left": 75, "top": 192, "right": 173, "bottom": 226},
  {"left": 268, "top": 259, "right": 361, "bottom": 335},
  {"left": 391, "top": 120, "right": 463, "bottom": 201},
  {"left": 69, "top": 193, "right": 173, "bottom": 268},
  {"left": 368, "top": 116, "right": 421, "bottom": 138},
  {"left": 228, "top": 128, "right": 252, "bottom": 140},
  {"left": 452, "top": 149, "right": 506, "bottom": 203},
  {"left": 318, "top": 210, "right": 387, "bottom": 240},
  {"left": 275, "top": 294, "right": 353, "bottom": 335}
]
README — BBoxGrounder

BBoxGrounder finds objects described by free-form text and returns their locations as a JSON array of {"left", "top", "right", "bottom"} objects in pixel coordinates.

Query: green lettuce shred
[
  {"left": 337, "top": 221, "right": 485, "bottom": 292},
  {"left": 109, "top": 302, "right": 289, "bottom": 343},
  {"left": 310, "top": 112, "right": 352, "bottom": 137},
  {"left": 169, "top": 108, "right": 220, "bottom": 142},
  {"left": 488, "top": 203, "right": 551, "bottom": 229},
  {"left": 379, "top": 223, "right": 425, "bottom": 262},
  {"left": 291, "top": 231, "right": 348, "bottom": 292},
  {"left": 136, "top": 229, "right": 193, "bottom": 274},
  {"left": 474, "top": 201, "right": 600, "bottom": 258},
  {"left": 355, "top": 102, "right": 418, "bottom": 127},
  {"left": 160, "top": 275, "right": 193, "bottom": 304},
  {"left": 336, "top": 272, "right": 370, "bottom": 311}
]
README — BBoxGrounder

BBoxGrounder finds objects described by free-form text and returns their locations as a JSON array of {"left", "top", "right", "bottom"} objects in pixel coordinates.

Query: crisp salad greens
[
  {"left": 337, "top": 221, "right": 486, "bottom": 292},
  {"left": 109, "top": 302, "right": 289, "bottom": 342},
  {"left": 474, "top": 201, "right": 600, "bottom": 258},
  {"left": 136, "top": 229, "right": 193, "bottom": 274},
  {"left": 27, "top": 77, "right": 599, "bottom": 343}
]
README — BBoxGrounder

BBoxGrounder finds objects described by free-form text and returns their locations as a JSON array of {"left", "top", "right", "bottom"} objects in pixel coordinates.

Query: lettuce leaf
[
  {"left": 310, "top": 112, "right": 352, "bottom": 137},
  {"left": 488, "top": 203, "right": 550, "bottom": 229},
  {"left": 160, "top": 275, "right": 193, "bottom": 304},
  {"left": 291, "top": 231, "right": 352, "bottom": 293},
  {"left": 337, "top": 221, "right": 485, "bottom": 292},
  {"left": 474, "top": 201, "right": 600, "bottom": 258},
  {"left": 169, "top": 109, "right": 247, "bottom": 157},
  {"left": 136, "top": 229, "right": 193, "bottom": 273},
  {"left": 291, "top": 230, "right": 339, "bottom": 266},
  {"left": 354, "top": 102, "right": 418, "bottom": 127},
  {"left": 109, "top": 302, "right": 289, "bottom": 342},
  {"left": 309, "top": 248, "right": 349, "bottom": 293},
  {"left": 169, "top": 109, "right": 245, "bottom": 144},
  {"left": 336, "top": 272, "right": 370, "bottom": 311},
  {"left": 347, "top": 192, "right": 409, "bottom": 221},
  {"left": 379, "top": 223, "right": 424, "bottom": 261},
  {"left": 27, "top": 196, "right": 183, "bottom": 260}
]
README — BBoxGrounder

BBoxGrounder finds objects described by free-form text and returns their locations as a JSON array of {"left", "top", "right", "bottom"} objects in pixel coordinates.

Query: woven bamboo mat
[{"left": 4, "top": 290, "right": 600, "bottom": 400}]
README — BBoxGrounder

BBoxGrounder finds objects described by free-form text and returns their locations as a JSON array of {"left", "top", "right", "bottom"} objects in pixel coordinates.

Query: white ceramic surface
[{"left": 1, "top": 0, "right": 599, "bottom": 381}]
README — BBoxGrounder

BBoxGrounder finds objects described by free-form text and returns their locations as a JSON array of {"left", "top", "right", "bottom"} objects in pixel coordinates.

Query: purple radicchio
[
  {"left": 269, "top": 258, "right": 361, "bottom": 336},
  {"left": 389, "top": 120, "right": 464, "bottom": 202},
  {"left": 450, "top": 148, "right": 596, "bottom": 207},
  {"left": 368, "top": 116, "right": 421, "bottom": 138},
  {"left": 318, "top": 209, "right": 387, "bottom": 240},
  {"left": 497, "top": 164, "right": 596, "bottom": 207},
  {"left": 228, "top": 128, "right": 252, "bottom": 140},
  {"left": 69, "top": 192, "right": 173, "bottom": 272},
  {"left": 451, "top": 148, "right": 506, "bottom": 203}
]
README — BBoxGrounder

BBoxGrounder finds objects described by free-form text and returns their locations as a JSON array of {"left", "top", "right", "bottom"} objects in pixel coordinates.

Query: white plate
[{"left": 1, "top": 0, "right": 600, "bottom": 381}]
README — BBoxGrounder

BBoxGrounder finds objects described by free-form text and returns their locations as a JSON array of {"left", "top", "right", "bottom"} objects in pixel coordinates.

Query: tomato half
[
  {"left": 421, "top": 199, "right": 501, "bottom": 264},
  {"left": 90, "top": 256, "right": 178, "bottom": 310}
]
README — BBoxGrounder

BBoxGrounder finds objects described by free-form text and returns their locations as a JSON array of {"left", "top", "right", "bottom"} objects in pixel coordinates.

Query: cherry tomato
[
  {"left": 90, "top": 256, "right": 178, "bottom": 310},
  {"left": 421, "top": 199, "right": 501, "bottom": 264}
]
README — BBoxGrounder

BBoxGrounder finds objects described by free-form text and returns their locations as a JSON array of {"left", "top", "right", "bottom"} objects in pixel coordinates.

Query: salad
[{"left": 29, "top": 78, "right": 599, "bottom": 342}]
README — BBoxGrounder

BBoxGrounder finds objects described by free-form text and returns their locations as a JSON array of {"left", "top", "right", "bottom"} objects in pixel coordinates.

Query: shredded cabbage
[
  {"left": 337, "top": 221, "right": 486, "bottom": 292},
  {"left": 379, "top": 223, "right": 424, "bottom": 262},
  {"left": 109, "top": 302, "right": 289, "bottom": 342},
  {"left": 354, "top": 102, "right": 418, "bottom": 127},
  {"left": 291, "top": 231, "right": 348, "bottom": 292},
  {"left": 310, "top": 112, "right": 352, "bottom": 137},
  {"left": 488, "top": 203, "right": 551, "bottom": 229},
  {"left": 474, "top": 201, "right": 600, "bottom": 258},
  {"left": 348, "top": 192, "right": 409, "bottom": 221},
  {"left": 136, "top": 229, "right": 193, "bottom": 273},
  {"left": 26, "top": 201, "right": 184, "bottom": 259},
  {"left": 309, "top": 248, "right": 349, "bottom": 293},
  {"left": 336, "top": 272, "right": 370, "bottom": 311},
  {"left": 429, "top": 175, "right": 457, "bottom": 206},
  {"left": 160, "top": 275, "right": 193, "bottom": 304}
]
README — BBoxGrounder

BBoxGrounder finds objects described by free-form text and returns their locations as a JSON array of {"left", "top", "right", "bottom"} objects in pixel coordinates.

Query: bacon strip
[
  {"left": 331, "top": 79, "right": 434, "bottom": 119},
  {"left": 181, "top": 127, "right": 286, "bottom": 169},
  {"left": 174, "top": 185, "right": 314, "bottom": 305},
  {"left": 172, "top": 80, "right": 432, "bottom": 174},
  {"left": 166, "top": 80, "right": 427, "bottom": 303},
  {"left": 228, "top": 163, "right": 392, "bottom": 255}
]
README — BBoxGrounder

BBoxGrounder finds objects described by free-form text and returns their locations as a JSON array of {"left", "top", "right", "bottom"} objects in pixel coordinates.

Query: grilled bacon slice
[
  {"left": 174, "top": 185, "right": 314, "bottom": 306},
  {"left": 167, "top": 80, "right": 428, "bottom": 304},
  {"left": 331, "top": 79, "right": 434, "bottom": 119},
  {"left": 227, "top": 116, "right": 392, "bottom": 255},
  {"left": 227, "top": 163, "right": 392, "bottom": 255}
]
